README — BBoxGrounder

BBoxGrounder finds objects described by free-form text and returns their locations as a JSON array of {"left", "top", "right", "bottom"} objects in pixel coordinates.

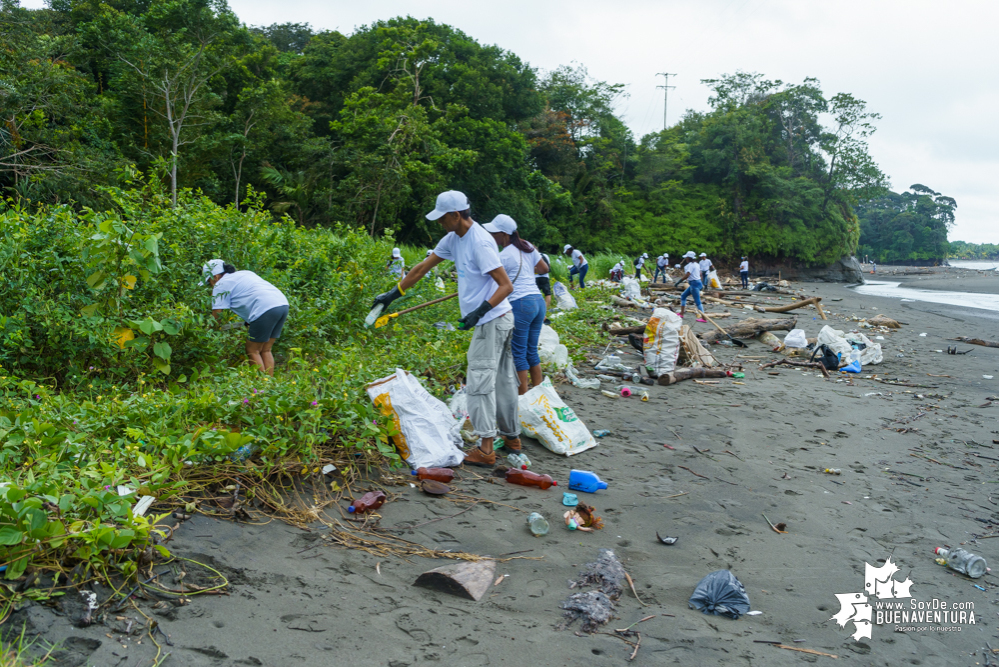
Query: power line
[{"left": 656, "top": 73, "right": 677, "bottom": 130}]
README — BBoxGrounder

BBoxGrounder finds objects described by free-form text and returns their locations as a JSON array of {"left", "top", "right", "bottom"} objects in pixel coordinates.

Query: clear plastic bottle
[
  {"left": 506, "top": 453, "right": 531, "bottom": 470},
  {"left": 934, "top": 547, "right": 987, "bottom": 578},
  {"left": 364, "top": 304, "right": 385, "bottom": 328},
  {"left": 229, "top": 443, "right": 258, "bottom": 462},
  {"left": 527, "top": 512, "right": 549, "bottom": 536}
]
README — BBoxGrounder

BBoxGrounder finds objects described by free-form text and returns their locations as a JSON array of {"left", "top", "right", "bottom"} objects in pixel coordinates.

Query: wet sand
[{"left": 12, "top": 268, "right": 999, "bottom": 667}]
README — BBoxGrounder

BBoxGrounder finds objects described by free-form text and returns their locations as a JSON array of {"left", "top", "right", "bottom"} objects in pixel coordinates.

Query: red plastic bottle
[
  {"left": 348, "top": 490, "right": 387, "bottom": 514},
  {"left": 411, "top": 467, "right": 455, "bottom": 483},
  {"left": 505, "top": 469, "right": 557, "bottom": 490}
]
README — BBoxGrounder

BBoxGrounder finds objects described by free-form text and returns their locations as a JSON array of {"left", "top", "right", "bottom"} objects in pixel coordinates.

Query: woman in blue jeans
[
  {"left": 484, "top": 215, "right": 549, "bottom": 394},
  {"left": 678, "top": 251, "right": 707, "bottom": 322}
]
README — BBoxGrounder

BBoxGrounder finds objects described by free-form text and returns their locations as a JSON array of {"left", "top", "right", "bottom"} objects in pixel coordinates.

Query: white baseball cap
[
  {"left": 699, "top": 252, "right": 707, "bottom": 257},
  {"left": 482, "top": 214, "right": 517, "bottom": 235},
  {"left": 684, "top": 251, "right": 696, "bottom": 259},
  {"left": 563, "top": 244, "right": 572, "bottom": 252},
  {"left": 642, "top": 252, "right": 649, "bottom": 258},
  {"left": 391, "top": 247, "right": 401, "bottom": 258},
  {"left": 426, "top": 190, "right": 470, "bottom": 220},
  {"left": 202, "top": 258, "right": 225, "bottom": 284}
]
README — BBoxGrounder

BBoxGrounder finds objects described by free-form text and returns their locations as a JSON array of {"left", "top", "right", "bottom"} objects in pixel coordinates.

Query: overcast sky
[{"left": 26, "top": 0, "right": 997, "bottom": 242}]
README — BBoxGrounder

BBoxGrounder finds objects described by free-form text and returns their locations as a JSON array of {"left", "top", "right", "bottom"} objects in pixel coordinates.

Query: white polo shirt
[{"left": 432, "top": 221, "right": 512, "bottom": 326}]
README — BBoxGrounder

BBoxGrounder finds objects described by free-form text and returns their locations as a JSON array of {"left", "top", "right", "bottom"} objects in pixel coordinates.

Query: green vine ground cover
[{"left": 0, "top": 180, "right": 607, "bottom": 599}]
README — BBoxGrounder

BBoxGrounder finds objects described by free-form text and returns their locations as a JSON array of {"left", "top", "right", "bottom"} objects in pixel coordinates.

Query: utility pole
[{"left": 656, "top": 72, "right": 677, "bottom": 130}]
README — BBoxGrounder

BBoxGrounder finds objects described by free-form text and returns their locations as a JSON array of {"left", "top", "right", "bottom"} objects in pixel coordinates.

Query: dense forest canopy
[
  {"left": 948, "top": 240, "right": 999, "bottom": 260},
  {"left": 856, "top": 184, "right": 957, "bottom": 263},
  {"left": 3, "top": 0, "right": 965, "bottom": 264}
]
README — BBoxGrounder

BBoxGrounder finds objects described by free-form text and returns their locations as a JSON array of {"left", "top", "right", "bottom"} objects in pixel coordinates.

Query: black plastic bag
[
  {"left": 688, "top": 570, "right": 751, "bottom": 619},
  {"left": 810, "top": 343, "right": 841, "bottom": 371}
]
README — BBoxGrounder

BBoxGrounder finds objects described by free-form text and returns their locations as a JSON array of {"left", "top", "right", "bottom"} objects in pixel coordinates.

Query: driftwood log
[
  {"left": 952, "top": 336, "right": 999, "bottom": 348},
  {"left": 698, "top": 316, "right": 797, "bottom": 343},
  {"left": 414, "top": 560, "right": 497, "bottom": 601},
  {"left": 607, "top": 324, "right": 646, "bottom": 335},
  {"left": 754, "top": 296, "right": 825, "bottom": 320},
  {"left": 657, "top": 367, "right": 731, "bottom": 386},
  {"left": 759, "top": 358, "right": 830, "bottom": 378}
]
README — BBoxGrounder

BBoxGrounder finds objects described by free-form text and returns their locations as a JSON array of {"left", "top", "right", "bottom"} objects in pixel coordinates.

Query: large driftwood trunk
[
  {"left": 657, "top": 367, "right": 730, "bottom": 386},
  {"left": 754, "top": 296, "right": 821, "bottom": 313},
  {"left": 697, "top": 316, "right": 797, "bottom": 343},
  {"left": 953, "top": 336, "right": 999, "bottom": 348}
]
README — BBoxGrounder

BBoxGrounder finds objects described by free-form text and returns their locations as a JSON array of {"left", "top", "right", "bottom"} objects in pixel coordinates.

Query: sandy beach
[{"left": 13, "top": 266, "right": 999, "bottom": 667}]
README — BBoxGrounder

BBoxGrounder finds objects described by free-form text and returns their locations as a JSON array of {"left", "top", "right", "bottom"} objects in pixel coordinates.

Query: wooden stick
[
  {"left": 623, "top": 571, "right": 648, "bottom": 607},
  {"left": 629, "top": 632, "right": 641, "bottom": 661},
  {"left": 759, "top": 358, "right": 830, "bottom": 378},
  {"left": 754, "top": 296, "right": 822, "bottom": 314},
  {"left": 815, "top": 301, "right": 828, "bottom": 320},
  {"left": 678, "top": 465, "right": 709, "bottom": 479},
  {"left": 773, "top": 644, "right": 838, "bottom": 658}
]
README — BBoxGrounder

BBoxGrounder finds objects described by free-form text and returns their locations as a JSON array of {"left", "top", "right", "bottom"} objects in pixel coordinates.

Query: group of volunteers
[{"left": 198, "top": 186, "right": 757, "bottom": 471}]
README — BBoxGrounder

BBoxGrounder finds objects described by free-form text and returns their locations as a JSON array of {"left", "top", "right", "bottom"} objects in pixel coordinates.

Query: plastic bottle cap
[
  {"left": 410, "top": 470, "right": 417, "bottom": 476},
  {"left": 552, "top": 481, "right": 557, "bottom": 486},
  {"left": 521, "top": 465, "right": 527, "bottom": 470},
  {"left": 347, "top": 506, "right": 356, "bottom": 513}
]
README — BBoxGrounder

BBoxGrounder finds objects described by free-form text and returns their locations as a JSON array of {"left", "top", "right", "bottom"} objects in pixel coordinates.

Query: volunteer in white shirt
[
  {"left": 563, "top": 244, "right": 588, "bottom": 289},
  {"left": 484, "top": 215, "right": 548, "bottom": 395},
  {"left": 634, "top": 252, "right": 649, "bottom": 279},
  {"left": 203, "top": 259, "right": 289, "bottom": 376},
  {"left": 610, "top": 261, "right": 624, "bottom": 282},
  {"left": 678, "top": 251, "right": 706, "bottom": 322},
  {"left": 698, "top": 253, "right": 715, "bottom": 289},
  {"left": 371, "top": 191, "right": 519, "bottom": 467},
  {"left": 739, "top": 256, "right": 750, "bottom": 289},
  {"left": 535, "top": 251, "right": 553, "bottom": 311},
  {"left": 386, "top": 247, "right": 405, "bottom": 279},
  {"left": 654, "top": 254, "right": 669, "bottom": 283}
]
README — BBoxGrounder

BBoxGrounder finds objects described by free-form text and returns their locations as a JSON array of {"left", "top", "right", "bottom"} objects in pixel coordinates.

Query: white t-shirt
[
  {"left": 538, "top": 253, "right": 551, "bottom": 278},
  {"left": 500, "top": 245, "right": 543, "bottom": 301},
  {"left": 432, "top": 222, "right": 512, "bottom": 326},
  {"left": 699, "top": 258, "right": 712, "bottom": 275},
  {"left": 684, "top": 261, "right": 702, "bottom": 282},
  {"left": 739, "top": 260, "right": 749, "bottom": 272},
  {"left": 657, "top": 256, "right": 667, "bottom": 268},
  {"left": 635, "top": 256, "right": 645, "bottom": 268},
  {"left": 212, "top": 271, "right": 288, "bottom": 323},
  {"left": 571, "top": 249, "right": 587, "bottom": 267}
]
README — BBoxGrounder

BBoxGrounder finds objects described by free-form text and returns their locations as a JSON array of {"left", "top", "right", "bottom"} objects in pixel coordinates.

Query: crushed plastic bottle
[
  {"left": 593, "top": 429, "right": 611, "bottom": 438},
  {"left": 348, "top": 490, "right": 387, "bottom": 514},
  {"left": 565, "top": 364, "right": 601, "bottom": 389},
  {"left": 229, "top": 443, "right": 258, "bottom": 462},
  {"left": 364, "top": 303, "right": 385, "bottom": 328},
  {"left": 594, "top": 355, "right": 631, "bottom": 372},
  {"left": 506, "top": 452, "right": 531, "bottom": 470},
  {"left": 934, "top": 547, "right": 987, "bottom": 578},
  {"left": 527, "top": 512, "right": 550, "bottom": 536}
]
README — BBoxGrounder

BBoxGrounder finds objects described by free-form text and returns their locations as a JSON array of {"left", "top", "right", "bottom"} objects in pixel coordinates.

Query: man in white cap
[
  {"left": 679, "top": 251, "right": 706, "bottom": 322},
  {"left": 633, "top": 252, "right": 649, "bottom": 279},
  {"left": 563, "top": 244, "right": 588, "bottom": 289},
  {"left": 654, "top": 253, "right": 670, "bottom": 283},
  {"left": 386, "top": 247, "right": 405, "bottom": 279},
  {"left": 372, "top": 191, "right": 519, "bottom": 466},
  {"left": 698, "top": 253, "right": 715, "bottom": 289}
]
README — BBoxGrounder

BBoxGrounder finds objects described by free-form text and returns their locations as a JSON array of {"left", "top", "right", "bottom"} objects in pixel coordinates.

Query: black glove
[
  {"left": 457, "top": 300, "right": 493, "bottom": 330},
  {"left": 372, "top": 284, "right": 404, "bottom": 310}
]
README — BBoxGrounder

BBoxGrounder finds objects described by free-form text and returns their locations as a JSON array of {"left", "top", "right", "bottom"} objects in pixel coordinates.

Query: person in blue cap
[{"left": 371, "top": 191, "right": 520, "bottom": 467}]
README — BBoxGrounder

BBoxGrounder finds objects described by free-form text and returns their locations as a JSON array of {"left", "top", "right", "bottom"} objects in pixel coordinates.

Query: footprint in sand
[
  {"left": 527, "top": 578, "right": 548, "bottom": 598},
  {"left": 396, "top": 613, "right": 432, "bottom": 642}
]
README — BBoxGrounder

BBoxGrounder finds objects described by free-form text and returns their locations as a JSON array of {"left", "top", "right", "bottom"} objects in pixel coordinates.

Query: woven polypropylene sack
[{"left": 519, "top": 377, "right": 597, "bottom": 456}]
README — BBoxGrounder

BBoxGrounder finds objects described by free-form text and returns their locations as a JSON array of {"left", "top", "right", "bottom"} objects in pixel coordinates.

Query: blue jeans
[
  {"left": 569, "top": 263, "right": 589, "bottom": 288},
  {"left": 681, "top": 279, "right": 703, "bottom": 313},
  {"left": 740, "top": 270, "right": 749, "bottom": 288},
  {"left": 510, "top": 294, "right": 546, "bottom": 372},
  {"left": 654, "top": 267, "right": 668, "bottom": 283}
]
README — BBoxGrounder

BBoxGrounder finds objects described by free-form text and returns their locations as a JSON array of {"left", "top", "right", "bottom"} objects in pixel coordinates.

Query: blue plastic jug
[{"left": 568, "top": 470, "right": 608, "bottom": 493}]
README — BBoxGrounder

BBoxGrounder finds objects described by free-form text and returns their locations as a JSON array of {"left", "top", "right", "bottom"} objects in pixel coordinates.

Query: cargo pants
[{"left": 466, "top": 312, "right": 520, "bottom": 440}]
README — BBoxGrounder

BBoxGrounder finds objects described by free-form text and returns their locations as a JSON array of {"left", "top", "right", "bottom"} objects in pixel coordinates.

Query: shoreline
[{"left": 10, "top": 270, "right": 999, "bottom": 667}]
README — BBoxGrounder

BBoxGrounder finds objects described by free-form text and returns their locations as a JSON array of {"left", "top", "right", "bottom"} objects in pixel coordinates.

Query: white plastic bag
[
  {"left": 366, "top": 369, "right": 465, "bottom": 469},
  {"left": 552, "top": 281, "right": 577, "bottom": 310},
  {"left": 845, "top": 331, "right": 883, "bottom": 365},
  {"left": 707, "top": 270, "right": 720, "bottom": 289},
  {"left": 594, "top": 354, "right": 631, "bottom": 372},
  {"left": 538, "top": 324, "right": 569, "bottom": 369},
  {"left": 448, "top": 387, "right": 470, "bottom": 425},
  {"left": 621, "top": 277, "right": 641, "bottom": 299},
  {"left": 643, "top": 308, "right": 682, "bottom": 376},
  {"left": 817, "top": 325, "right": 853, "bottom": 359},
  {"left": 783, "top": 329, "right": 808, "bottom": 349},
  {"left": 519, "top": 377, "right": 598, "bottom": 456}
]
